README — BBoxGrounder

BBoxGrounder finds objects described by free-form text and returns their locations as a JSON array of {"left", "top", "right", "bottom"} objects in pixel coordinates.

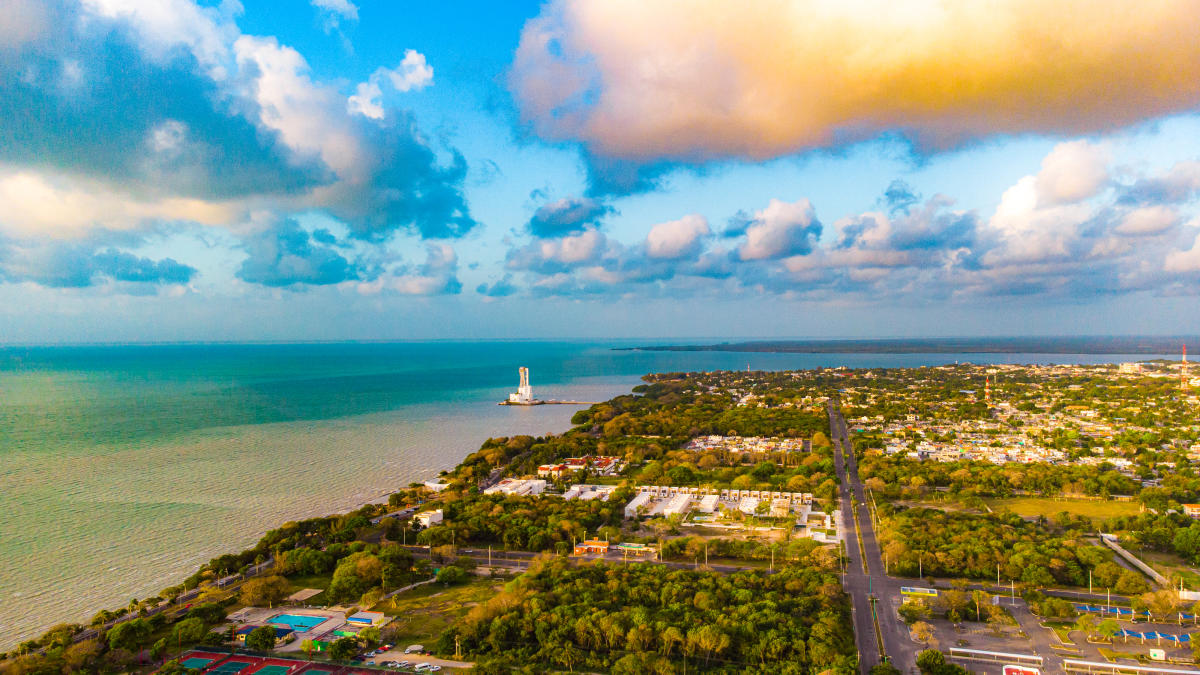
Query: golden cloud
[{"left": 511, "top": 0, "right": 1200, "bottom": 162}]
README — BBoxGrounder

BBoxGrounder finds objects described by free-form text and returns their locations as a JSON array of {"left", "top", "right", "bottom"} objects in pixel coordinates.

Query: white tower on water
[{"left": 508, "top": 367, "right": 534, "bottom": 403}]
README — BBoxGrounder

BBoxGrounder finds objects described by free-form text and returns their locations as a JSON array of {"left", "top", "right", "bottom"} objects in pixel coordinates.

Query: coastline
[{"left": 0, "top": 384, "right": 620, "bottom": 652}]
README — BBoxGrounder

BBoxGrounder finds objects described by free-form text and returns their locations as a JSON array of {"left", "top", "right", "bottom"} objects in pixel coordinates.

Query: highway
[{"left": 830, "top": 401, "right": 918, "bottom": 674}]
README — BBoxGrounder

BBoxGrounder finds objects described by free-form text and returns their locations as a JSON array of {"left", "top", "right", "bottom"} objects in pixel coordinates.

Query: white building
[
  {"left": 563, "top": 484, "right": 617, "bottom": 501},
  {"left": 415, "top": 509, "right": 443, "bottom": 528},
  {"left": 738, "top": 497, "right": 760, "bottom": 515},
  {"left": 507, "top": 367, "right": 534, "bottom": 404},
  {"left": 625, "top": 492, "right": 652, "bottom": 519},
  {"left": 696, "top": 494, "right": 720, "bottom": 513},
  {"left": 663, "top": 493, "right": 692, "bottom": 517},
  {"left": 484, "top": 478, "right": 547, "bottom": 496}
]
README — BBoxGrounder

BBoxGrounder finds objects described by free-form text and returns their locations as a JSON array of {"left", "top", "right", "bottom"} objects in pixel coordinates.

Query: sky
[{"left": 2, "top": 0, "right": 1200, "bottom": 343}]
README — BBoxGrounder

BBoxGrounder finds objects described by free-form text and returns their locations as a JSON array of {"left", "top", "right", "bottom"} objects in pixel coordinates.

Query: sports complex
[{"left": 172, "top": 649, "right": 394, "bottom": 674}]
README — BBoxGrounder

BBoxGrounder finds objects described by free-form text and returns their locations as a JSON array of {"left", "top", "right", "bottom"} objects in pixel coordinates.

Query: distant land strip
[{"left": 618, "top": 336, "right": 1198, "bottom": 355}]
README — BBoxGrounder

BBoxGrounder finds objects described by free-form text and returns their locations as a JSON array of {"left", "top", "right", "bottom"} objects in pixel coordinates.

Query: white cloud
[
  {"left": 737, "top": 199, "right": 819, "bottom": 261},
  {"left": 1115, "top": 205, "right": 1178, "bottom": 236},
  {"left": 347, "top": 80, "right": 384, "bottom": 120},
  {"left": 234, "top": 35, "right": 366, "bottom": 179},
  {"left": 311, "top": 0, "right": 358, "bottom": 21},
  {"left": 1034, "top": 141, "right": 1110, "bottom": 205},
  {"left": 356, "top": 244, "right": 460, "bottom": 295},
  {"left": 511, "top": 0, "right": 1200, "bottom": 163},
  {"left": 348, "top": 50, "right": 434, "bottom": 120},
  {"left": 0, "top": 168, "right": 238, "bottom": 238},
  {"left": 80, "top": 0, "right": 240, "bottom": 77},
  {"left": 645, "top": 214, "right": 709, "bottom": 260},
  {"left": 1165, "top": 229, "right": 1200, "bottom": 273}
]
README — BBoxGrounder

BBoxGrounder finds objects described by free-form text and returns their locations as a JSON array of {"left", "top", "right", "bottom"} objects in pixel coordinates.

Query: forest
[{"left": 442, "top": 558, "right": 857, "bottom": 674}]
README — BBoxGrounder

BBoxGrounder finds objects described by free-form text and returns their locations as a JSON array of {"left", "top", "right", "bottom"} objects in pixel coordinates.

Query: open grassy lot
[
  {"left": 1138, "top": 550, "right": 1200, "bottom": 591},
  {"left": 985, "top": 497, "right": 1141, "bottom": 520},
  {"left": 370, "top": 577, "right": 502, "bottom": 648}
]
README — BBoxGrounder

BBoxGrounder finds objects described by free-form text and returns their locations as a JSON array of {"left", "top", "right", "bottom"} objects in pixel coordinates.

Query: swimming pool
[{"left": 267, "top": 613, "right": 326, "bottom": 632}]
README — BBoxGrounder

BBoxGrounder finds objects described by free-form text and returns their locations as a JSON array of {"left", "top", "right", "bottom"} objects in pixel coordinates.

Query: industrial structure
[{"left": 508, "top": 366, "right": 534, "bottom": 404}]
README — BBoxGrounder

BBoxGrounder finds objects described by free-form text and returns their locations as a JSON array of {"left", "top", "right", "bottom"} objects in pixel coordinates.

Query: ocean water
[{"left": 0, "top": 341, "right": 1165, "bottom": 647}]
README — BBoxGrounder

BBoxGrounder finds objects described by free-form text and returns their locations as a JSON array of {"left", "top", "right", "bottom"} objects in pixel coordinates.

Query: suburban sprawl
[{"left": 6, "top": 359, "right": 1200, "bottom": 674}]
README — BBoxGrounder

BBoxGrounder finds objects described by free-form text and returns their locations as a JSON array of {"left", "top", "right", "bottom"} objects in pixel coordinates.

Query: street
[{"left": 830, "top": 400, "right": 919, "bottom": 673}]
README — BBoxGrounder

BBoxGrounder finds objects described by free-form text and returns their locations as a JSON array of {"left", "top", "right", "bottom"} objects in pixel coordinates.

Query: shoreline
[{"left": 1, "top": 393, "right": 603, "bottom": 652}]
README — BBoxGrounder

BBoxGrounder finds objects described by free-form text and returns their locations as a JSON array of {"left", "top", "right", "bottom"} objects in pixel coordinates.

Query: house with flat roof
[
  {"left": 415, "top": 509, "right": 443, "bottom": 528},
  {"left": 347, "top": 611, "right": 386, "bottom": 626},
  {"left": 234, "top": 625, "right": 294, "bottom": 646}
]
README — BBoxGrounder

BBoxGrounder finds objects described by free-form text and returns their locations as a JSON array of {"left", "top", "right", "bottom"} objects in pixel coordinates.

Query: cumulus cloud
[
  {"left": 1034, "top": 141, "right": 1110, "bottom": 206},
  {"left": 236, "top": 219, "right": 372, "bottom": 287},
  {"left": 0, "top": 169, "right": 240, "bottom": 238},
  {"left": 511, "top": 0, "right": 1200, "bottom": 179},
  {"left": 736, "top": 199, "right": 821, "bottom": 261},
  {"left": 496, "top": 144, "right": 1200, "bottom": 301},
  {"left": 526, "top": 196, "right": 612, "bottom": 237},
  {"left": 507, "top": 229, "right": 610, "bottom": 273},
  {"left": 359, "top": 244, "right": 462, "bottom": 295},
  {"left": 476, "top": 274, "right": 517, "bottom": 297},
  {"left": 645, "top": 214, "right": 710, "bottom": 260},
  {"left": 0, "top": 234, "right": 196, "bottom": 288},
  {"left": 348, "top": 50, "right": 434, "bottom": 120},
  {"left": 1115, "top": 206, "right": 1179, "bottom": 236},
  {"left": 0, "top": 0, "right": 476, "bottom": 247},
  {"left": 1118, "top": 160, "right": 1200, "bottom": 206},
  {"left": 1165, "top": 230, "right": 1200, "bottom": 273}
]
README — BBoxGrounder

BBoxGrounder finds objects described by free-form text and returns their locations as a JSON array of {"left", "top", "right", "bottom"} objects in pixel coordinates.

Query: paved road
[{"left": 830, "top": 401, "right": 918, "bottom": 674}]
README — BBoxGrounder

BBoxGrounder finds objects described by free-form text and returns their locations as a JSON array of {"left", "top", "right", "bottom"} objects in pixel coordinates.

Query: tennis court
[
  {"left": 207, "top": 660, "right": 255, "bottom": 674},
  {"left": 181, "top": 656, "right": 214, "bottom": 669},
  {"left": 247, "top": 666, "right": 291, "bottom": 675}
]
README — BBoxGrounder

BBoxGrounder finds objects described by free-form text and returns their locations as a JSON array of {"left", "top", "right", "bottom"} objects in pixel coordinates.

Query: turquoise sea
[{"left": 0, "top": 341, "right": 1167, "bottom": 647}]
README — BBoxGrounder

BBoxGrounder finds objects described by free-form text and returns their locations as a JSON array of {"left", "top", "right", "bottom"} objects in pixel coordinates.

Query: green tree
[
  {"left": 239, "top": 575, "right": 291, "bottom": 608},
  {"left": 916, "top": 648, "right": 944, "bottom": 672},
  {"left": 328, "top": 637, "right": 359, "bottom": 661},
  {"left": 106, "top": 618, "right": 151, "bottom": 652},
  {"left": 172, "top": 617, "right": 207, "bottom": 645},
  {"left": 244, "top": 625, "right": 278, "bottom": 651},
  {"left": 358, "top": 626, "right": 382, "bottom": 647},
  {"left": 437, "top": 565, "right": 468, "bottom": 585}
]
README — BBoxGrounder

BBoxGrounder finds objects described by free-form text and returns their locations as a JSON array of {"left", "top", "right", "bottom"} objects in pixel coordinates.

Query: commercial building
[
  {"left": 696, "top": 494, "right": 720, "bottom": 513},
  {"left": 573, "top": 540, "right": 610, "bottom": 555}
]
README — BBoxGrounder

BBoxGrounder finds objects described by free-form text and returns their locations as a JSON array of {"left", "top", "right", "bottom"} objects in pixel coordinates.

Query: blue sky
[{"left": 2, "top": 0, "right": 1199, "bottom": 343}]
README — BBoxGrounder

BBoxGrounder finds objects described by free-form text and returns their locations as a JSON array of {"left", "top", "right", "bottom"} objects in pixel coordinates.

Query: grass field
[
  {"left": 985, "top": 497, "right": 1142, "bottom": 520},
  {"left": 370, "top": 578, "right": 501, "bottom": 649},
  {"left": 1138, "top": 550, "right": 1200, "bottom": 591}
]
